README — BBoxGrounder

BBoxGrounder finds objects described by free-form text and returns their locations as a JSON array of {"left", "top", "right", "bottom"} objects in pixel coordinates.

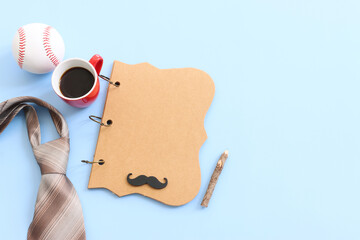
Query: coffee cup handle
[{"left": 89, "top": 54, "right": 103, "bottom": 75}]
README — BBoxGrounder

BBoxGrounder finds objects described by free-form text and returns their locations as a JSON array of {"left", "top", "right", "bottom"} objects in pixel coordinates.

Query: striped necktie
[{"left": 0, "top": 96, "right": 86, "bottom": 240}]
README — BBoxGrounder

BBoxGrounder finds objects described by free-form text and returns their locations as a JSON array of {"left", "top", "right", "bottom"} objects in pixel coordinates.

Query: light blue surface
[{"left": 1, "top": 0, "right": 360, "bottom": 239}]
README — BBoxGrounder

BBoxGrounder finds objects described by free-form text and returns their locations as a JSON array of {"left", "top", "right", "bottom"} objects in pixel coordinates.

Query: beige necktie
[{"left": 0, "top": 96, "right": 86, "bottom": 240}]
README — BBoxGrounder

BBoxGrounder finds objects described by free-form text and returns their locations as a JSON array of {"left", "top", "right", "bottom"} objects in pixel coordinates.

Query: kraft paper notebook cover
[{"left": 88, "top": 61, "right": 215, "bottom": 206}]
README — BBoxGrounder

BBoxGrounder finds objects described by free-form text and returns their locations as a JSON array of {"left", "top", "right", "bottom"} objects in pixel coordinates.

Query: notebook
[{"left": 87, "top": 61, "right": 215, "bottom": 206}]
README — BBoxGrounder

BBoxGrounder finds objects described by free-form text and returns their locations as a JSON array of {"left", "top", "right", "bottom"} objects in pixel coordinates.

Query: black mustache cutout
[{"left": 127, "top": 173, "right": 168, "bottom": 189}]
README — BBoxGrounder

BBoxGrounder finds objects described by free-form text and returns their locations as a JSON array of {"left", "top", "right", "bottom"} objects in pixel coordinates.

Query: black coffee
[{"left": 60, "top": 67, "right": 94, "bottom": 98}]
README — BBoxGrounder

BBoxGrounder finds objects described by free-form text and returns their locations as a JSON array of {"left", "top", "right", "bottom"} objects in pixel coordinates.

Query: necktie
[{"left": 0, "top": 96, "right": 86, "bottom": 240}]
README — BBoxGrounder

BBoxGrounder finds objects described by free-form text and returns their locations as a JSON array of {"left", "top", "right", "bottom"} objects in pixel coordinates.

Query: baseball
[{"left": 12, "top": 23, "right": 65, "bottom": 74}]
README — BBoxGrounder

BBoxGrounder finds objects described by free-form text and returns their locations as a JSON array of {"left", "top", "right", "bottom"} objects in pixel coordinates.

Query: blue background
[{"left": 1, "top": 0, "right": 360, "bottom": 239}]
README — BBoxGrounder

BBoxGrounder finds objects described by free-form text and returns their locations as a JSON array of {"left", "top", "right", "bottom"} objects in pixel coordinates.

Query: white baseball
[{"left": 12, "top": 23, "right": 65, "bottom": 74}]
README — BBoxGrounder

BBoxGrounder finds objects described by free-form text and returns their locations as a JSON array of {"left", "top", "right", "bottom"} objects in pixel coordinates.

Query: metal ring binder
[
  {"left": 89, "top": 115, "right": 113, "bottom": 127},
  {"left": 81, "top": 159, "right": 105, "bottom": 165},
  {"left": 99, "top": 75, "right": 120, "bottom": 87}
]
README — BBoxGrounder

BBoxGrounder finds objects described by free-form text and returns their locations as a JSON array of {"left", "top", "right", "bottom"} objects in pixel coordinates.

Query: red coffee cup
[{"left": 52, "top": 54, "right": 103, "bottom": 108}]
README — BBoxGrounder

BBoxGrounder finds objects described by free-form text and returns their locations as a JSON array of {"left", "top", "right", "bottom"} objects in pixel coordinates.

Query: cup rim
[{"left": 51, "top": 58, "right": 97, "bottom": 101}]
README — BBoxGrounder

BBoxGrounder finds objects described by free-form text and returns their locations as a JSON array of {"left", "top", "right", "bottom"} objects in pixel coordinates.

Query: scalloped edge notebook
[{"left": 87, "top": 61, "right": 215, "bottom": 206}]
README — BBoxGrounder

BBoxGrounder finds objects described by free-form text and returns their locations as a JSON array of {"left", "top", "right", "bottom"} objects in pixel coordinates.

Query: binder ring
[
  {"left": 81, "top": 159, "right": 105, "bottom": 165},
  {"left": 99, "top": 75, "right": 120, "bottom": 87},
  {"left": 89, "top": 115, "right": 113, "bottom": 127}
]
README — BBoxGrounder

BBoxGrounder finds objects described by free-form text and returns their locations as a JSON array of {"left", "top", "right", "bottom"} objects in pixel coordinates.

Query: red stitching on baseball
[
  {"left": 17, "top": 27, "right": 26, "bottom": 68},
  {"left": 43, "top": 26, "right": 60, "bottom": 66}
]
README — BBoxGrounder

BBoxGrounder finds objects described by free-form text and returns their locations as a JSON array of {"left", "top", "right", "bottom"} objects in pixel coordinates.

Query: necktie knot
[{"left": 33, "top": 137, "right": 69, "bottom": 175}]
